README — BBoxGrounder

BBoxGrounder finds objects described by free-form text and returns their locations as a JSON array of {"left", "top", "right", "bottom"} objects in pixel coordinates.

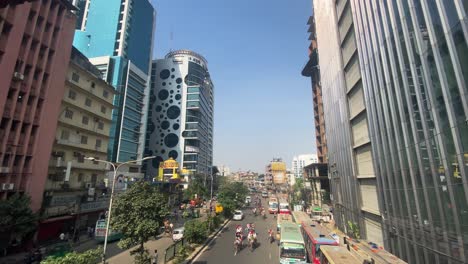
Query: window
[
  {"left": 81, "top": 135, "right": 88, "bottom": 144},
  {"left": 82, "top": 116, "right": 89, "bottom": 125},
  {"left": 85, "top": 98, "right": 92, "bottom": 107},
  {"left": 98, "top": 122, "right": 104, "bottom": 130},
  {"left": 95, "top": 139, "right": 101, "bottom": 148},
  {"left": 78, "top": 173, "right": 83, "bottom": 182},
  {"left": 103, "top": 90, "right": 109, "bottom": 98},
  {"left": 68, "top": 90, "right": 76, "bottom": 100},
  {"left": 65, "top": 109, "right": 73, "bottom": 119},
  {"left": 91, "top": 174, "right": 97, "bottom": 184},
  {"left": 60, "top": 130, "right": 69, "bottom": 140},
  {"left": 71, "top": 72, "right": 79, "bottom": 82},
  {"left": 100, "top": 105, "right": 106, "bottom": 114},
  {"left": 91, "top": 82, "right": 95, "bottom": 88}
]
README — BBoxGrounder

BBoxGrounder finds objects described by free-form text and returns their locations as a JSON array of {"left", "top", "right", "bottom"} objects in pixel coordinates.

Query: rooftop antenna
[{"left": 169, "top": 26, "right": 174, "bottom": 52}]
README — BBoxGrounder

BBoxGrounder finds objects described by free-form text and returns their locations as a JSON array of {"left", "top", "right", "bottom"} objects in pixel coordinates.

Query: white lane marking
[
  {"left": 269, "top": 252, "right": 271, "bottom": 259},
  {"left": 191, "top": 219, "right": 232, "bottom": 263}
]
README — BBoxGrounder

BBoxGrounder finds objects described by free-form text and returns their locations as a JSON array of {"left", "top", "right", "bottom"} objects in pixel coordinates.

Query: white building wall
[{"left": 292, "top": 154, "right": 318, "bottom": 178}]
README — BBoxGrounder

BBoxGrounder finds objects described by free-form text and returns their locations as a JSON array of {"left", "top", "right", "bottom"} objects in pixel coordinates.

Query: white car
[
  {"left": 245, "top": 196, "right": 251, "bottom": 204},
  {"left": 233, "top": 210, "right": 244, "bottom": 220},
  {"left": 172, "top": 227, "right": 184, "bottom": 241}
]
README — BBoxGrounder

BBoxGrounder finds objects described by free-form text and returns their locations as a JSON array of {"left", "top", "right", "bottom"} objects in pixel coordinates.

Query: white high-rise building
[
  {"left": 292, "top": 154, "right": 318, "bottom": 178},
  {"left": 145, "top": 50, "right": 214, "bottom": 177}
]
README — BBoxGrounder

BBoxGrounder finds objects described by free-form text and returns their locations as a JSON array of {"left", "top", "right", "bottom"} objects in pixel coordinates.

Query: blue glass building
[{"left": 73, "top": 0, "right": 155, "bottom": 164}]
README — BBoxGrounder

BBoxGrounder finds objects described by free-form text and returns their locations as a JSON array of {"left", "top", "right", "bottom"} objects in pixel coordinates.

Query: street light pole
[
  {"left": 85, "top": 156, "right": 156, "bottom": 264},
  {"left": 210, "top": 167, "right": 214, "bottom": 201}
]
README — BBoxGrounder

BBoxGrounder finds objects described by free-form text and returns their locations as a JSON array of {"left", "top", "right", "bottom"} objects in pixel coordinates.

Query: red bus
[{"left": 301, "top": 221, "right": 339, "bottom": 263}]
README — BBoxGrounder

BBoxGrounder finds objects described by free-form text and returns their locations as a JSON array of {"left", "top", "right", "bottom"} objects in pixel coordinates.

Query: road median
[{"left": 180, "top": 217, "right": 231, "bottom": 264}]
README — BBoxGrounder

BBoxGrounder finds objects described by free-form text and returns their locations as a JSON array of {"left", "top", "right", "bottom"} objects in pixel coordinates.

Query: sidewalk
[
  {"left": 108, "top": 208, "right": 210, "bottom": 264},
  {"left": 0, "top": 234, "right": 95, "bottom": 264}
]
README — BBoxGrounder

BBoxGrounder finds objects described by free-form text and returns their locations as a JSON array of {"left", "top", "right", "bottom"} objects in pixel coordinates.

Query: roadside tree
[
  {"left": 41, "top": 247, "right": 101, "bottom": 264},
  {"left": 217, "top": 181, "right": 248, "bottom": 218},
  {"left": 0, "top": 193, "right": 37, "bottom": 250},
  {"left": 184, "top": 174, "right": 208, "bottom": 200},
  {"left": 111, "top": 181, "right": 169, "bottom": 264}
]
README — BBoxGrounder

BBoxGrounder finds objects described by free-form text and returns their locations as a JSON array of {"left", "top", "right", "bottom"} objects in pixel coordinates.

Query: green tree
[
  {"left": 347, "top": 221, "right": 360, "bottom": 240},
  {"left": 41, "top": 248, "right": 101, "bottom": 264},
  {"left": 291, "top": 178, "right": 305, "bottom": 205},
  {"left": 184, "top": 219, "right": 207, "bottom": 244},
  {"left": 0, "top": 193, "right": 37, "bottom": 247},
  {"left": 184, "top": 174, "right": 208, "bottom": 200},
  {"left": 217, "top": 181, "right": 248, "bottom": 218},
  {"left": 111, "top": 181, "right": 169, "bottom": 264}
]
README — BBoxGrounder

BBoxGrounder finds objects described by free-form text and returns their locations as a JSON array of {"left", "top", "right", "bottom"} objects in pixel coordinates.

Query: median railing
[{"left": 164, "top": 237, "right": 188, "bottom": 263}]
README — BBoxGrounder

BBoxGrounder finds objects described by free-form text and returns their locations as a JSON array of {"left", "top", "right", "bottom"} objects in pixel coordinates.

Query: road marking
[
  {"left": 191, "top": 219, "right": 232, "bottom": 263},
  {"left": 269, "top": 252, "right": 271, "bottom": 259}
]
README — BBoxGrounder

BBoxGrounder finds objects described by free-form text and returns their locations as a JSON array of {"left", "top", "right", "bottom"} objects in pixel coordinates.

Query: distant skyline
[{"left": 151, "top": 0, "right": 315, "bottom": 172}]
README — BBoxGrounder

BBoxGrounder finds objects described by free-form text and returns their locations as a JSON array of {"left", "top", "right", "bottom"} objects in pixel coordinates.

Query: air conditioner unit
[
  {"left": 13, "top": 72, "right": 24, "bottom": 81},
  {"left": 0, "top": 167, "right": 9, "bottom": 173},
  {"left": 1, "top": 183, "right": 14, "bottom": 190},
  {"left": 56, "top": 157, "right": 62, "bottom": 167}
]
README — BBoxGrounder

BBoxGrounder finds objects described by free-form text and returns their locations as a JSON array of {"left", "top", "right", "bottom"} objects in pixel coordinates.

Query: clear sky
[{"left": 150, "top": 0, "right": 316, "bottom": 173}]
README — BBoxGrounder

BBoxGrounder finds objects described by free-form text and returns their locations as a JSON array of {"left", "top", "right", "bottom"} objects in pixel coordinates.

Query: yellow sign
[
  {"left": 215, "top": 204, "right": 223, "bottom": 214},
  {"left": 271, "top": 162, "right": 286, "bottom": 171}
]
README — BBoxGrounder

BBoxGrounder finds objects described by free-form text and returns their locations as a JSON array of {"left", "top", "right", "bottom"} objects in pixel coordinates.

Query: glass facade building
[
  {"left": 73, "top": 0, "right": 155, "bottom": 163},
  {"left": 315, "top": 0, "right": 468, "bottom": 263},
  {"left": 145, "top": 50, "right": 214, "bottom": 178}
]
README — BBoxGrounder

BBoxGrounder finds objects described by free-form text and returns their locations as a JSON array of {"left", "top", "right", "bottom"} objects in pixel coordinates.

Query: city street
[{"left": 193, "top": 199, "right": 280, "bottom": 264}]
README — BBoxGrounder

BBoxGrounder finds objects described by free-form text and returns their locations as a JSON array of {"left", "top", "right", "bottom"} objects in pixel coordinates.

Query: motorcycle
[
  {"left": 248, "top": 237, "right": 257, "bottom": 252},
  {"left": 268, "top": 232, "right": 275, "bottom": 243},
  {"left": 234, "top": 239, "right": 242, "bottom": 255}
]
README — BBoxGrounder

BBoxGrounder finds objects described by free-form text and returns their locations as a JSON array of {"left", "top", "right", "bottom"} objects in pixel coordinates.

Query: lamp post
[
  {"left": 85, "top": 156, "right": 156, "bottom": 264},
  {"left": 210, "top": 167, "right": 214, "bottom": 201}
]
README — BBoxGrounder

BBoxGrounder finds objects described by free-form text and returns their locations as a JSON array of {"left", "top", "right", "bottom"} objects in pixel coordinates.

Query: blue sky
[{"left": 151, "top": 0, "right": 315, "bottom": 172}]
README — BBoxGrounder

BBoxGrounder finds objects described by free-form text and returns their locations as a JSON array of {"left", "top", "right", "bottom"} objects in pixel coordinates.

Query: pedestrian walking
[
  {"left": 59, "top": 233, "right": 65, "bottom": 241},
  {"left": 152, "top": 249, "right": 159, "bottom": 264},
  {"left": 169, "top": 222, "right": 174, "bottom": 234}
]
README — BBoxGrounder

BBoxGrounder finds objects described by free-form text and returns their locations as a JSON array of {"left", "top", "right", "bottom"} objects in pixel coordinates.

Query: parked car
[
  {"left": 172, "top": 227, "right": 184, "bottom": 241},
  {"left": 233, "top": 210, "right": 244, "bottom": 221},
  {"left": 245, "top": 196, "right": 251, "bottom": 204},
  {"left": 261, "top": 191, "right": 268, "bottom": 198}
]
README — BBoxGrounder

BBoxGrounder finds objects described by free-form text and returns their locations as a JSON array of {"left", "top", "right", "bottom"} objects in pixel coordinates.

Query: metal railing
[{"left": 164, "top": 237, "right": 188, "bottom": 263}]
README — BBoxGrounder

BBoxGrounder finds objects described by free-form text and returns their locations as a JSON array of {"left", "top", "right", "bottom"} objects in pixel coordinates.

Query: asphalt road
[{"left": 193, "top": 199, "right": 280, "bottom": 264}]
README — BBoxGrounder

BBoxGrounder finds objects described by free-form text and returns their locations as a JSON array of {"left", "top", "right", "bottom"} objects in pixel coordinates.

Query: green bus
[{"left": 279, "top": 222, "right": 307, "bottom": 264}]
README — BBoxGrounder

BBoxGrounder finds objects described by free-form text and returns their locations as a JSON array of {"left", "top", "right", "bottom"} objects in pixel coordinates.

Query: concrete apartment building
[
  {"left": 0, "top": 0, "right": 76, "bottom": 211},
  {"left": 302, "top": 14, "right": 328, "bottom": 164},
  {"left": 291, "top": 154, "right": 318, "bottom": 178},
  {"left": 265, "top": 158, "right": 287, "bottom": 185},
  {"left": 38, "top": 47, "right": 115, "bottom": 242}
]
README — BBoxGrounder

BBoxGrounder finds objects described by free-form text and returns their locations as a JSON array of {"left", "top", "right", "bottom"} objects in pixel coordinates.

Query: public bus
[
  {"left": 279, "top": 222, "right": 308, "bottom": 264},
  {"left": 318, "top": 245, "right": 361, "bottom": 264},
  {"left": 94, "top": 219, "right": 123, "bottom": 242},
  {"left": 301, "top": 221, "right": 339, "bottom": 263},
  {"left": 279, "top": 198, "right": 291, "bottom": 214},
  {"left": 268, "top": 197, "right": 278, "bottom": 214},
  {"left": 277, "top": 212, "right": 293, "bottom": 233}
]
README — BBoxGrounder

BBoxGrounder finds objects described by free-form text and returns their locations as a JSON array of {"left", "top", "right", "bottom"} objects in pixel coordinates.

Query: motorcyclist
[
  {"left": 268, "top": 228, "right": 274, "bottom": 243},
  {"left": 236, "top": 225, "right": 243, "bottom": 238},
  {"left": 253, "top": 207, "right": 257, "bottom": 215},
  {"left": 247, "top": 229, "right": 257, "bottom": 246}
]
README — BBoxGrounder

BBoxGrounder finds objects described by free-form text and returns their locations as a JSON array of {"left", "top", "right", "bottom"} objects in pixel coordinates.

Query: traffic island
[{"left": 167, "top": 217, "right": 231, "bottom": 264}]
